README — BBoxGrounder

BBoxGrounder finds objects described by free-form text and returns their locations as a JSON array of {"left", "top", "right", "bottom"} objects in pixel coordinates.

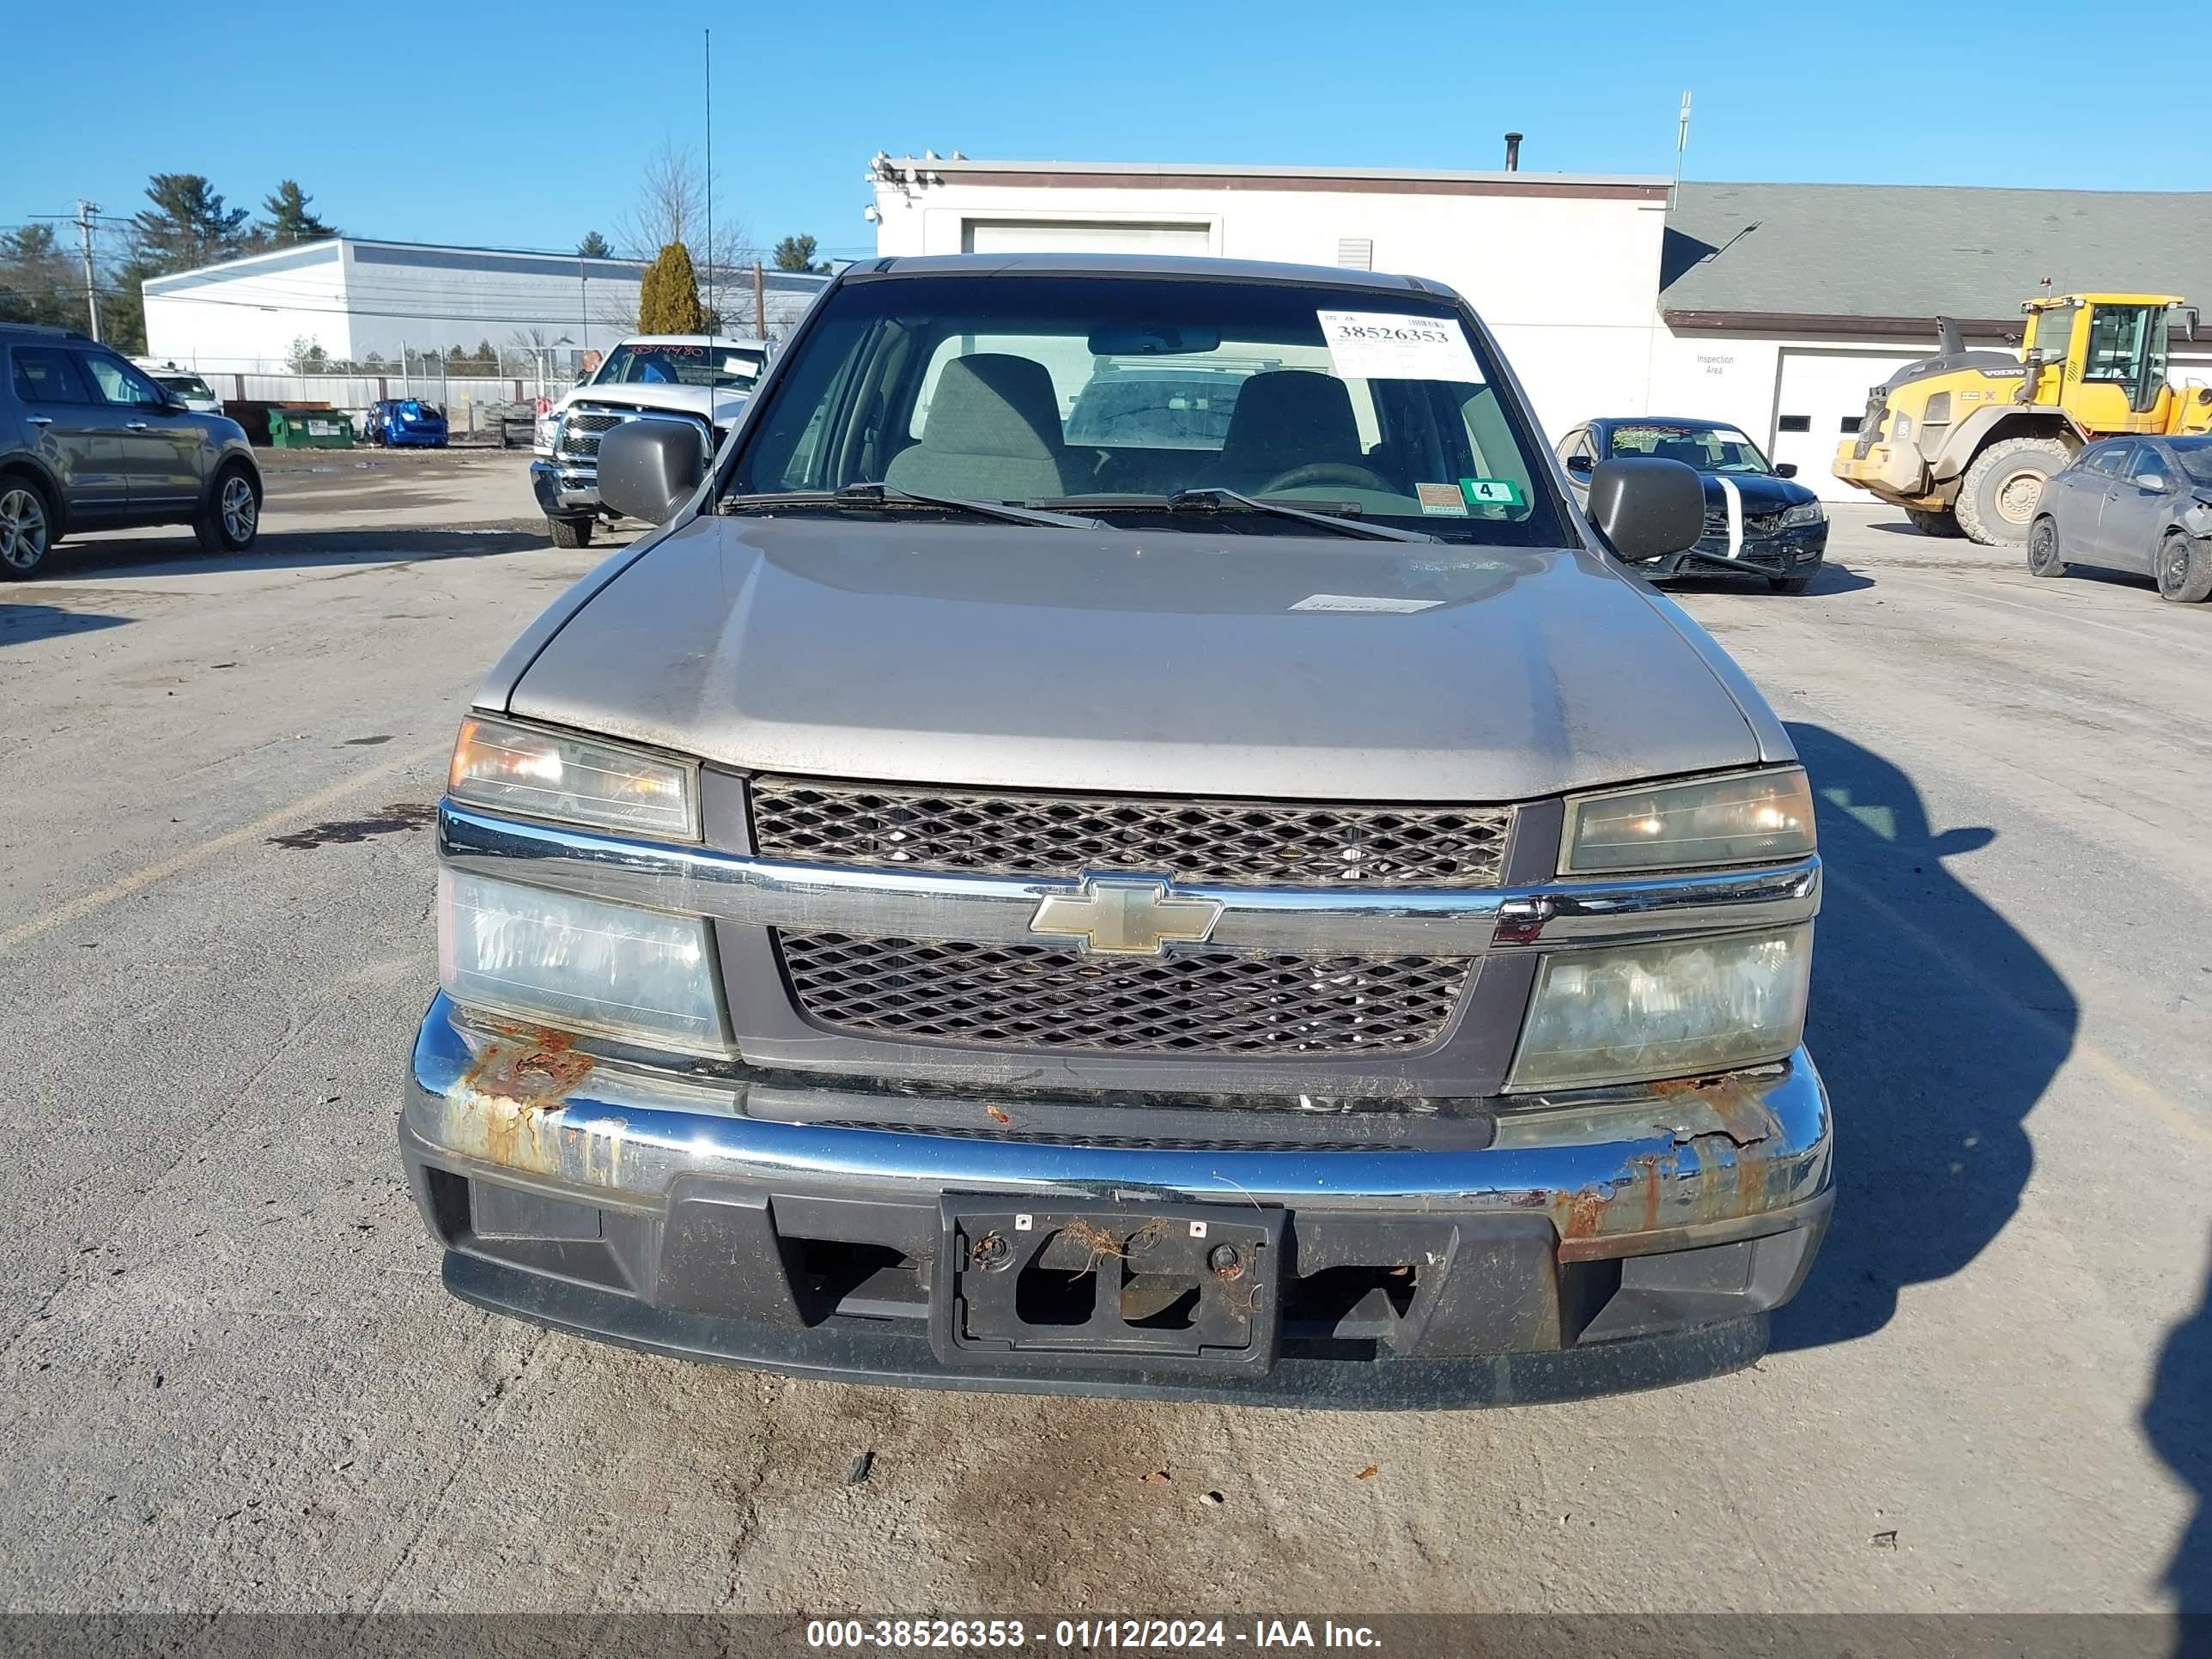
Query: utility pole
[
  {"left": 75, "top": 200, "right": 101, "bottom": 341},
  {"left": 752, "top": 261, "right": 766, "bottom": 340}
]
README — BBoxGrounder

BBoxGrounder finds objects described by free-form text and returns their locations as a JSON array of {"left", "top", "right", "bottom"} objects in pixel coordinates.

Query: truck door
[{"left": 2074, "top": 305, "right": 2169, "bottom": 434}]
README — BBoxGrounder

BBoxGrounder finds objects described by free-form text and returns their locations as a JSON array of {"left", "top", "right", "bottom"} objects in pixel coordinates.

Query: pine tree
[
  {"left": 259, "top": 180, "right": 337, "bottom": 244},
  {"left": 772, "top": 234, "right": 827, "bottom": 274},
  {"left": 637, "top": 242, "right": 707, "bottom": 333},
  {"left": 132, "top": 174, "right": 252, "bottom": 272},
  {"left": 576, "top": 230, "right": 612, "bottom": 258}
]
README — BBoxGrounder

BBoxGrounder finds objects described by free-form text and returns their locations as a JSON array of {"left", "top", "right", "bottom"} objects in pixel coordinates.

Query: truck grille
[
  {"left": 555, "top": 410, "right": 625, "bottom": 461},
  {"left": 555, "top": 405, "right": 709, "bottom": 466},
  {"left": 750, "top": 777, "right": 1511, "bottom": 888},
  {"left": 776, "top": 933, "right": 1469, "bottom": 1055}
]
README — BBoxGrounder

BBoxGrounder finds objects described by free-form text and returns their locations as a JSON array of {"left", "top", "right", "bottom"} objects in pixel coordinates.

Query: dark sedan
[
  {"left": 2028, "top": 434, "right": 2212, "bottom": 604},
  {"left": 1556, "top": 418, "right": 1828, "bottom": 592}
]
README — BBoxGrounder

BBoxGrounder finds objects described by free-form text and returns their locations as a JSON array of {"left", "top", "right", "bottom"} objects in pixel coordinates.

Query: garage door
[
  {"left": 1772, "top": 349, "right": 1923, "bottom": 501},
  {"left": 963, "top": 221, "right": 1212, "bottom": 257}
]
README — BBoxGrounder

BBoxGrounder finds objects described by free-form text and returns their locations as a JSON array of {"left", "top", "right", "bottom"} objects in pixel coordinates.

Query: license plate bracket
[{"left": 930, "top": 1198, "right": 1284, "bottom": 1375}]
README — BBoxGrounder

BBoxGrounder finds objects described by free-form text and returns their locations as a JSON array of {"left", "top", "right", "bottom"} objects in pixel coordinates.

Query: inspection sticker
[
  {"left": 1460, "top": 477, "right": 1524, "bottom": 507},
  {"left": 1289, "top": 593, "right": 1443, "bottom": 614},
  {"left": 1317, "top": 311, "right": 1486, "bottom": 383},
  {"left": 1415, "top": 482, "right": 1469, "bottom": 517}
]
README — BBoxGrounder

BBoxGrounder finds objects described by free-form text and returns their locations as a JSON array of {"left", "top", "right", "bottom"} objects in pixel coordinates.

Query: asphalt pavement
[{"left": 1, "top": 470, "right": 2206, "bottom": 1618}]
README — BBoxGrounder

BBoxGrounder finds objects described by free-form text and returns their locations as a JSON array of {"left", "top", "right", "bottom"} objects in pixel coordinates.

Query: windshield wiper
[
  {"left": 720, "top": 483, "right": 1106, "bottom": 531},
  {"left": 1034, "top": 489, "right": 1440, "bottom": 544}
]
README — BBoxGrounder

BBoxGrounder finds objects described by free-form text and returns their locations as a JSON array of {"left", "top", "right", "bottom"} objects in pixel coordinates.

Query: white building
[
  {"left": 143, "top": 238, "right": 830, "bottom": 377},
  {"left": 868, "top": 157, "right": 2212, "bottom": 501}
]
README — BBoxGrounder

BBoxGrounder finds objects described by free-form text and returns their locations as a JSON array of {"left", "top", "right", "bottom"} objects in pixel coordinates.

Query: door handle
[
  {"left": 27, "top": 416, "right": 52, "bottom": 426},
  {"left": 125, "top": 421, "right": 151, "bottom": 430}
]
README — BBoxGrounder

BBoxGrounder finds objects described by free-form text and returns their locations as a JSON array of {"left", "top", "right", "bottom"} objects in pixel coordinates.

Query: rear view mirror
[
  {"left": 1564, "top": 453, "right": 1594, "bottom": 476},
  {"left": 1085, "top": 325, "right": 1221, "bottom": 356},
  {"left": 1585, "top": 456, "right": 1705, "bottom": 562},
  {"left": 599, "top": 418, "right": 708, "bottom": 524}
]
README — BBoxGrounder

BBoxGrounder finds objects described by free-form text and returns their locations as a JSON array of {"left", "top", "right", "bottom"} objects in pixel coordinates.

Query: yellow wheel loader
[{"left": 1833, "top": 294, "right": 2211, "bottom": 544}]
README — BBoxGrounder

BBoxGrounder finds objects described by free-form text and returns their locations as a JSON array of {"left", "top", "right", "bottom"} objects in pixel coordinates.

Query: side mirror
[
  {"left": 1774, "top": 462, "right": 1799, "bottom": 478},
  {"left": 1564, "top": 453, "right": 1594, "bottom": 477},
  {"left": 598, "top": 418, "right": 708, "bottom": 524},
  {"left": 1585, "top": 456, "right": 1705, "bottom": 563},
  {"left": 2136, "top": 471, "right": 2167, "bottom": 492}
]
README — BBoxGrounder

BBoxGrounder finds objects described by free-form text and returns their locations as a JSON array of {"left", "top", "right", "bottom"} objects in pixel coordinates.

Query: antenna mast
[
  {"left": 704, "top": 27, "right": 714, "bottom": 327},
  {"left": 1674, "top": 92, "right": 1693, "bottom": 196}
]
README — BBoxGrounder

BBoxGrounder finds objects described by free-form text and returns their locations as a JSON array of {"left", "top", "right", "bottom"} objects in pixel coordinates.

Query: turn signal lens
[
  {"left": 1561, "top": 767, "right": 1815, "bottom": 876},
  {"left": 447, "top": 716, "right": 697, "bottom": 840}
]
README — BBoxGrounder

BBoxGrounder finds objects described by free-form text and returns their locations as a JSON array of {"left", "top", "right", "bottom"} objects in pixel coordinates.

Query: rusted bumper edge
[{"left": 398, "top": 994, "right": 1833, "bottom": 1403}]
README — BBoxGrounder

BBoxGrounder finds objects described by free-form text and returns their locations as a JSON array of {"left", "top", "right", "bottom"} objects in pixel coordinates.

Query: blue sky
[{"left": 9, "top": 0, "right": 2203, "bottom": 263}]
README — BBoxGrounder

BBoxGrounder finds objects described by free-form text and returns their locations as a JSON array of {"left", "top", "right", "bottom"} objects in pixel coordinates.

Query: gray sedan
[{"left": 2029, "top": 434, "right": 2212, "bottom": 603}]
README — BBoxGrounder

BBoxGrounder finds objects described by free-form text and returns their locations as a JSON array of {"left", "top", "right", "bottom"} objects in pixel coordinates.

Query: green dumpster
[{"left": 266, "top": 408, "right": 355, "bottom": 448}]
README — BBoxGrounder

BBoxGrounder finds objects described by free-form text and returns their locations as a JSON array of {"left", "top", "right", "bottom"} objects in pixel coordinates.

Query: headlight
[
  {"left": 1507, "top": 925, "right": 1812, "bottom": 1092},
  {"left": 1560, "top": 766, "right": 1815, "bottom": 876},
  {"left": 448, "top": 716, "right": 698, "bottom": 840},
  {"left": 1781, "top": 501, "right": 1826, "bottom": 528},
  {"left": 439, "top": 870, "right": 726, "bottom": 1054}
]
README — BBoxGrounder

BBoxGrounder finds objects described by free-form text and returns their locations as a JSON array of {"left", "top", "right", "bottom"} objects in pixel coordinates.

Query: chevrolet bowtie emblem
[{"left": 1028, "top": 876, "right": 1224, "bottom": 956}]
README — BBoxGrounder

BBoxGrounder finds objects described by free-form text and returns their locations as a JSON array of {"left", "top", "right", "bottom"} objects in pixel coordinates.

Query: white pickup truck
[{"left": 530, "top": 334, "right": 767, "bottom": 546}]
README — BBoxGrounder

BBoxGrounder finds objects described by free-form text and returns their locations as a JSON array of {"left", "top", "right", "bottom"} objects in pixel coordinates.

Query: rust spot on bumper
[
  {"left": 441, "top": 1026, "right": 617, "bottom": 1180},
  {"left": 459, "top": 1027, "right": 594, "bottom": 1110},
  {"left": 1551, "top": 1073, "right": 1792, "bottom": 1258}
]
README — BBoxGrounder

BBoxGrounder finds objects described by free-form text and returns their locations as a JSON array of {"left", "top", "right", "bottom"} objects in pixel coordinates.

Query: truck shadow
[
  {"left": 2145, "top": 1232, "right": 2212, "bottom": 1619},
  {"left": 1769, "top": 722, "right": 2069, "bottom": 1352}
]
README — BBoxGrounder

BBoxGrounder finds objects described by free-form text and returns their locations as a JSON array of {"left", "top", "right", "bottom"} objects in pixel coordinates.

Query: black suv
[{"left": 1, "top": 323, "right": 263, "bottom": 579}]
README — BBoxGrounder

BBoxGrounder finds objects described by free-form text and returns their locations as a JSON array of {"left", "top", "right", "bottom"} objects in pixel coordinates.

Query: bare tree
[
  {"left": 615, "top": 140, "right": 702, "bottom": 257},
  {"left": 611, "top": 139, "right": 754, "bottom": 331}
]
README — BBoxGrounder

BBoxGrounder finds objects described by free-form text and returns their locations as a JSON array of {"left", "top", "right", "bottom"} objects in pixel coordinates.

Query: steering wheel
[{"left": 1252, "top": 461, "right": 1395, "bottom": 495}]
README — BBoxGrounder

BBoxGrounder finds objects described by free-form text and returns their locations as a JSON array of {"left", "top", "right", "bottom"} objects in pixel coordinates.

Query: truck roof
[
  {"left": 860, "top": 251, "right": 1461, "bottom": 300},
  {"left": 618, "top": 334, "right": 769, "bottom": 349}
]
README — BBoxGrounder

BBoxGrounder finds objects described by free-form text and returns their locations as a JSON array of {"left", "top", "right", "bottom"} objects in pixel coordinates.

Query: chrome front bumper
[
  {"left": 529, "top": 459, "right": 599, "bottom": 516},
  {"left": 400, "top": 994, "right": 1833, "bottom": 1402}
]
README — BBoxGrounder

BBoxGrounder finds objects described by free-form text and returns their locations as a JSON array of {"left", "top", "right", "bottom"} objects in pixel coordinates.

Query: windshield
[
  {"left": 1606, "top": 423, "right": 1773, "bottom": 475},
  {"left": 158, "top": 374, "right": 214, "bottom": 400},
  {"left": 2172, "top": 439, "right": 2212, "bottom": 489},
  {"left": 728, "top": 273, "right": 1566, "bottom": 545},
  {"left": 597, "top": 343, "right": 762, "bottom": 391}
]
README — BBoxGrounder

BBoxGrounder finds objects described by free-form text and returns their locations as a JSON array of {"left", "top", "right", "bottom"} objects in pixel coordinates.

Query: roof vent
[
  {"left": 1336, "top": 238, "right": 1374, "bottom": 270},
  {"left": 1504, "top": 131, "right": 1523, "bottom": 172}
]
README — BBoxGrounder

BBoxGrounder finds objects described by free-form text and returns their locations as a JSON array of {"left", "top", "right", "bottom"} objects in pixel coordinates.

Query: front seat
[
  {"left": 1196, "top": 370, "right": 1364, "bottom": 491},
  {"left": 1654, "top": 438, "right": 1708, "bottom": 469},
  {"left": 884, "top": 354, "right": 1078, "bottom": 501}
]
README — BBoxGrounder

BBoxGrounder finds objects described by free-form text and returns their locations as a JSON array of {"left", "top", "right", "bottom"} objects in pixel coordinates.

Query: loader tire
[
  {"left": 1955, "top": 436, "right": 2069, "bottom": 547},
  {"left": 1905, "top": 507, "right": 1964, "bottom": 538}
]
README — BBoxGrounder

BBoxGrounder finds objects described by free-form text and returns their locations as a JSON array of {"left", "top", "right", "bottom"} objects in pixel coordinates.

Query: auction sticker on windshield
[{"left": 1317, "top": 312, "right": 1485, "bottom": 383}]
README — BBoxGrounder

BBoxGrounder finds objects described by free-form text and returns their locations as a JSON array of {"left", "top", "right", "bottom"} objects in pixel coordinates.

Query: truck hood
[
  {"left": 559, "top": 384, "right": 750, "bottom": 424},
  {"left": 507, "top": 516, "right": 1765, "bottom": 801}
]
